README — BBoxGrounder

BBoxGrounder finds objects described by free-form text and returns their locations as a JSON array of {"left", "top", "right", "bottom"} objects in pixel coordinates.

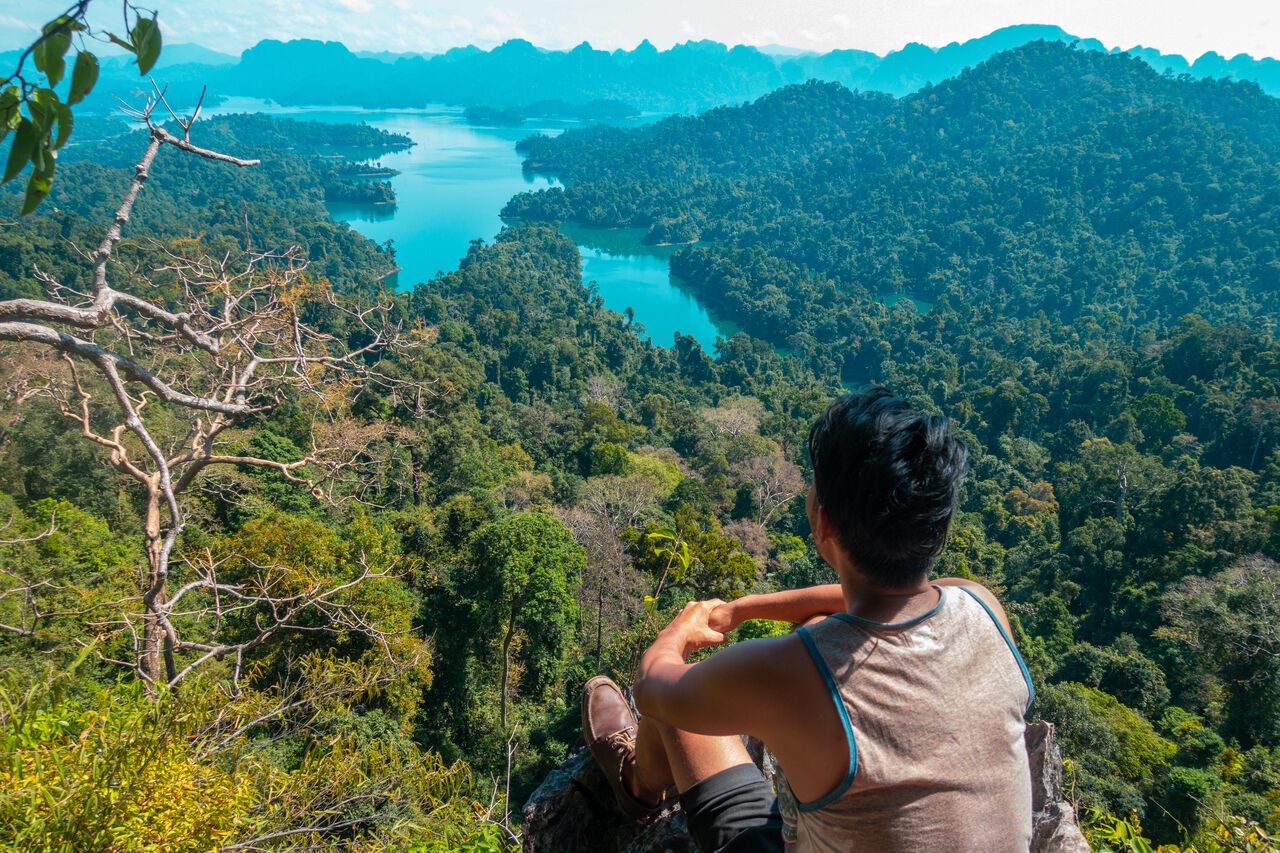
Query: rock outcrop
[
  {"left": 522, "top": 721, "right": 1089, "bottom": 853},
  {"left": 1026, "top": 722, "right": 1093, "bottom": 853}
]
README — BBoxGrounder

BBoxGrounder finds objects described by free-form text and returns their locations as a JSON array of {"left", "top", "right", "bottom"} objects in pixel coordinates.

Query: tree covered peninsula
[{"left": 0, "top": 25, "right": 1278, "bottom": 853}]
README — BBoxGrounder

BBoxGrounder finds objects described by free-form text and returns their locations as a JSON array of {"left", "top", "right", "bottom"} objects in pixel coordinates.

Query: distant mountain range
[{"left": 21, "top": 24, "right": 1279, "bottom": 116}]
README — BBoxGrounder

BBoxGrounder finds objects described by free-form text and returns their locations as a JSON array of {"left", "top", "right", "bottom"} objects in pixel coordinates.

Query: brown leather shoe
[{"left": 581, "top": 675, "right": 663, "bottom": 820}]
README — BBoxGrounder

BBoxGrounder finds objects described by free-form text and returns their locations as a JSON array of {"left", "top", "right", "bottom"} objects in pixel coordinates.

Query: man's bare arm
[
  {"left": 714, "top": 579, "right": 1015, "bottom": 637},
  {"left": 710, "top": 584, "right": 845, "bottom": 632},
  {"left": 634, "top": 599, "right": 804, "bottom": 737}
]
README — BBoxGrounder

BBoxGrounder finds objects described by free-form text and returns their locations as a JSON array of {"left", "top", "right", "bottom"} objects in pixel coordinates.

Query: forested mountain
[
  {"left": 51, "top": 24, "right": 1280, "bottom": 117},
  {"left": 509, "top": 42, "right": 1280, "bottom": 356}
]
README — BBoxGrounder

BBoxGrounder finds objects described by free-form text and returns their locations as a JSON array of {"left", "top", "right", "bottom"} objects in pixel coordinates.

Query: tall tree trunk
[
  {"left": 596, "top": 572, "right": 604, "bottom": 669},
  {"left": 500, "top": 618, "right": 516, "bottom": 730},
  {"left": 140, "top": 489, "right": 174, "bottom": 691},
  {"left": 1115, "top": 470, "right": 1129, "bottom": 524}
]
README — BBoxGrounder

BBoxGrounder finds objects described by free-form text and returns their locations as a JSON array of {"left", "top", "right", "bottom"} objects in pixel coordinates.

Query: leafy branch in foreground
[{"left": 2, "top": 1, "right": 165, "bottom": 213}]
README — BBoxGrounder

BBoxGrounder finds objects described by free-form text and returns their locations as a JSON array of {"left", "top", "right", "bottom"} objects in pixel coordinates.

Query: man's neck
[{"left": 839, "top": 571, "right": 939, "bottom": 624}]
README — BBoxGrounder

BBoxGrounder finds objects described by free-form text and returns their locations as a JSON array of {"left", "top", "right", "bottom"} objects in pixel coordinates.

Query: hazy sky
[{"left": 3, "top": 0, "right": 1276, "bottom": 60}]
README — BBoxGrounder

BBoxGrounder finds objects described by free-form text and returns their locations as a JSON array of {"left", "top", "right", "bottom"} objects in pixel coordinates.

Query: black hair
[{"left": 807, "top": 387, "right": 968, "bottom": 588}]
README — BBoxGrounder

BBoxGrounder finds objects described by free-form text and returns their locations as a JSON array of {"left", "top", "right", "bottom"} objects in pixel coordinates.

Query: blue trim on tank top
[
  {"left": 829, "top": 584, "right": 947, "bottom": 631},
  {"left": 794, "top": 625, "right": 858, "bottom": 812},
  {"left": 957, "top": 586, "right": 1035, "bottom": 714}
]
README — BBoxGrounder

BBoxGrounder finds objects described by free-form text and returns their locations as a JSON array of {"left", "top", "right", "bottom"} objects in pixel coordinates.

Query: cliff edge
[{"left": 522, "top": 721, "right": 1089, "bottom": 853}]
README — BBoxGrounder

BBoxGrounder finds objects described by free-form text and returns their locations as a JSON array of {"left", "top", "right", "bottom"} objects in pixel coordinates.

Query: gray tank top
[{"left": 775, "top": 585, "right": 1034, "bottom": 853}]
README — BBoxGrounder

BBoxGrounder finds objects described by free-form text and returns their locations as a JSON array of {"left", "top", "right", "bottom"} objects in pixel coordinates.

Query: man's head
[{"left": 806, "top": 388, "right": 968, "bottom": 589}]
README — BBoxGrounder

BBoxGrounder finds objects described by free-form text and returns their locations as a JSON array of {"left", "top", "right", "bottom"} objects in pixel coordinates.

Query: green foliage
[
  {"left": 461, "top": 513, "right": 584, "bottom": 712},
  {"left": 0, "top": 662, "right": 512, "bottom": 852},
  {"left": 0, "top": 668, "right": 254, "bottom": 851},
  {"left": 0, "top": 495, "right": 138, "bottom": 677},
  {"left": 589, "top": 441, "right": 633, "bottom": 476},
  {"left": 1159, "top": 558, "right": 1280, "bottom": 746},
  {"left": 1084, "top": 810, "right": 1156, "bottom": 853},
  {"left": 1057, "top": 637, "right": 1171, "bottom": 717},
  {"left": 1130, "top": 393, "right": 1188, "bottom": 449},
  {"left": 1038, "top": 682, "right": 1176, "bottom": 815}
]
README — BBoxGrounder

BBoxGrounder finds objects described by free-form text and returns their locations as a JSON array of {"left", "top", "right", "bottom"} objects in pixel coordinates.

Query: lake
[{"left": 209, "top": 98, "right": 735, "bottom": 351}]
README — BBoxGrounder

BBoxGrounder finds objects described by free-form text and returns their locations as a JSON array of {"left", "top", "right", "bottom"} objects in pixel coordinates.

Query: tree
[
  {"left": 564, "top": 472, "right": 663, "bottom": 663},
  {"left": 0, "top": 655, "right": 509, "bottom": 851},
  {"left": 461, "top": 512, "right": 583, "bottom": 730},
  {"left": 702, "top": 395, "right": 763, "bottom": 438},
  {"left": 1037, "top": 682, "right": 1176, "bottom": 817},
  {"left": 1160, "top": 556, "right": 1280, "bottom": 745},
  {"left": 1128, "top": 392, "right": 1186, "bottom": 449},
  {"left": 0, "top": 88, "right": 423, "bottom": 691},
  {"left": 736, "top": 450, "right": 804, "bottom": 527}
]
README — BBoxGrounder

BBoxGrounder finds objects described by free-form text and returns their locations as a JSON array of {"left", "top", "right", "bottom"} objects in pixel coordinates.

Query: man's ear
[{"left": 813, "top": 504, "right": 835, "bottom": 549}]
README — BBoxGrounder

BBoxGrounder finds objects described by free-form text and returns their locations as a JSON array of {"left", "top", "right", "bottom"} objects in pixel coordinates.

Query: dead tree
[
  {"left": 0, "top": 86, "right": 425, "bottom": 692},
  {"left": 738, "top": 451, "right": 805, "bottom": 527}
]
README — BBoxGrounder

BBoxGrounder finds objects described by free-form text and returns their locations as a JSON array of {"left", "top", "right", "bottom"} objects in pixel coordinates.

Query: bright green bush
[{"left": 0, "top": 657, "right": 515, "bottom": 852}]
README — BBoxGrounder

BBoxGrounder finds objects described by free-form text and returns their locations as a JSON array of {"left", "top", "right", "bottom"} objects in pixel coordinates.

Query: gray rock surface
[
  {"left": 523, "top": 721, "right": 1089, "bottom": 852},
  {"left": 1026, "top": 721, "right": 1092, "bottom": 853}
]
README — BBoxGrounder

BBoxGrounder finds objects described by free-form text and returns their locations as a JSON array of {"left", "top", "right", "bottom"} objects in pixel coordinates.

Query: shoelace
[
  {"left": 605, "top": 728, "right": 637, "bottom": 757},
  {"left": 602, "top": 726, "right": 666, "bottom": 808}
]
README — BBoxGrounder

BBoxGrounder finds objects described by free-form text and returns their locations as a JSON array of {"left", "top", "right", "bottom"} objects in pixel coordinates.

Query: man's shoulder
[
  {"left": 711, "top": 630, "right": 841, "bottom": 743},
  {"left": 934, "top": 578, "right": 1013, "bottom": 636}
]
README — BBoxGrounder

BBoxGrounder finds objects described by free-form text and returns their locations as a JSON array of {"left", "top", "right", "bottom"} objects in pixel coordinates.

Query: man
[{"left": 582, "top": 388, "right": 1034, "bottom": 852}]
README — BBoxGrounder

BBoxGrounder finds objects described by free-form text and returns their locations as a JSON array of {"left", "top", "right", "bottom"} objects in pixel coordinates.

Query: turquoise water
[
  {"left": 563, "top": 224, "right": 738, "bottom": 348},
  {"left": 209, "top": 98, "right": 733, "bottom": 351}
]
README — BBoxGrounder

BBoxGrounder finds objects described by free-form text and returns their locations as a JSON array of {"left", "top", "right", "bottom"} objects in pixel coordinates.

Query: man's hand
[
  {"left": 708, "top": 599, "right": 740, "bottom": 634},
  {"left": 662, "top": 599, "right": 728, "bottom": 659}
]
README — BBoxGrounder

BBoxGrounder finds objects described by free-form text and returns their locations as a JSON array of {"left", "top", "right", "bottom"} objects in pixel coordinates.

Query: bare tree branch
[{"left": 0, "top": 85, "right": 425, "bottom": 692}]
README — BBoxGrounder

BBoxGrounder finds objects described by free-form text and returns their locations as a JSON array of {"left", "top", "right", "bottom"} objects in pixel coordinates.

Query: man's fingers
[{"left": 685, "top": 626, "right": 726, "bottom": 656}]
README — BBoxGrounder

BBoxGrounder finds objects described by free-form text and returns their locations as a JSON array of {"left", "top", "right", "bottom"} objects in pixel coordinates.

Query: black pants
[{"left": 680, "top": 763, "right": 785, "bottom": 853}]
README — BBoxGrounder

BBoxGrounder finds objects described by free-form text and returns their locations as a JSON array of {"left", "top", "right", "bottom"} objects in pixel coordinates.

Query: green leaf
[
  {"left": 53, "top": 103, "right": 73, "bottom": 150},
  {"left": 67, "top": 51, "right": 100, "bottom": 106},
  {"left": 132, "top": 16, "right": 163, "bottom": 75},
  {"left": 3, "top": 118, "right": 36, "bottom": 183},
  {"left": 43, "top": 15, "right": 86, "bottom": 35},
  {"left": 34, "top": 141, "right": 53, "bottom": 175},
  {"left": 28, "top": 88, "right": 57, "bottom": 132},
  {"left": 35, "top": 29, "right": 73, "bottom": 87},
  {"left": 0, "top": 86, "right": 18, "bottom": 146},
  {"left": 22, "top": 161, "right": 55, "bottom": 215}
]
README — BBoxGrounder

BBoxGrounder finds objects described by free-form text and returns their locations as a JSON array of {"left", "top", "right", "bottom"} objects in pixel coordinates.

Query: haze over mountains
[{"left": 20, "top": 23, "right": 1278, "bottom": 116}]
